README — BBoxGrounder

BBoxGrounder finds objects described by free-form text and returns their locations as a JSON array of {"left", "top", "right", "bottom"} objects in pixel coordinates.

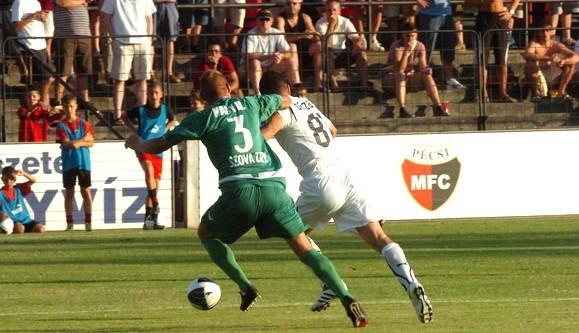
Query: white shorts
[
  {"left": 297, "top": 166, "right": 379, "bottom": 233},
  {"left": 111, "top": 42, "right": 153, "bottom": 81}
]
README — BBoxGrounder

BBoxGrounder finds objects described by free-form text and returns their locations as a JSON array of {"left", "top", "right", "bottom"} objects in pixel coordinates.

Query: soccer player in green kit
[{"left": 124, "top": 70, "right": 368, "bottom": 328}]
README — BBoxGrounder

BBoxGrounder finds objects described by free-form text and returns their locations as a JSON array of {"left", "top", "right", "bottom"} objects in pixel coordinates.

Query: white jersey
[
  {"left": 274, "top": 96, "right": 379, "bottom": 232},
  {"left": 274, "top": 96, "right": 340, "bottom": 177}
]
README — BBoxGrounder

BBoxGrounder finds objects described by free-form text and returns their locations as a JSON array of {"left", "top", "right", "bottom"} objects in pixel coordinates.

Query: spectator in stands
[
  {"left": 547, "top": 2, "right": 579, "bottom": 49},
  {"left": 212, "top": 0, "right": 245, "bottom": 52},
  {"left": 179, "top": 0, "right": 209, "bottom": 53},
  {"left": 11, "top": 0, "right": 53, "bottom": 108},
  {"left": 465, "top": 0, "right": 519, "bottom": 103},
  {"left": 17, "top": 89, "right": 62, "bottom": 142},
  {"left": 154, "top": 0, "right": 181, "bottom": 83},
  {"left": 416, "top": 0, "right": 467, "bottom": 90},
  {"left": 56, "top": 94, "right": 94, "bottom": 232},
  {"left": 123, "top": 81, "right": 176, "bottom": 230},
  {"left": 0, "top": 166, "right": 45, "bottom": 234},
  {"left": 522, "top": 24, "right": 578, "bottom": 101},
  {"left": 274, "top": 0, "right": 317, "bottom": 94},
  {"left": 53, "top": 0, "right": 93, "bottom": 104},
  {"left": 192, "top": 42, "right": 242, "bottom": 96},
  {"left": 313, "top": 0, "right": 368, "bottom": 91},
  {"left": 241, "top": 9, "right": 302, "bottom": 95},
  {"left": 382, "top": 24, "right": 448, "bottom": 118},
  {"left": 190, "top": 89, "right": 206, "bottom": 111},
  {"left": 100, "top": 0, "right": 156, "bottom": 124},
  {"left": 352, "top": 0, "right": 385, "bottom": 51}
]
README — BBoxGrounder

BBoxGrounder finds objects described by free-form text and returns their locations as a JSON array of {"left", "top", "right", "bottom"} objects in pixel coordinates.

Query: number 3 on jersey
[
  {"left": 307, "top": 113, "right": 331, "bottom": 147},
  {"left": 227, "top": 115, "right": 253, "bottom": 153}
]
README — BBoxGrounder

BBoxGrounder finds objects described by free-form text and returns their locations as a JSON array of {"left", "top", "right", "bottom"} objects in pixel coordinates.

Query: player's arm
[
  {"left": 125, "top": 135, "right": 171, "bottom": 154},
  {"left": 554, "top": 43, "right": 579, "bottom": 65},
  {"left": 261, "top": 112, "right": 285, "bottom": 140}
]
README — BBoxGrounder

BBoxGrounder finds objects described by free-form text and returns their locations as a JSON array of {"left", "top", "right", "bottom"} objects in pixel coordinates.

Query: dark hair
[
  {"left": 1, "top": 166, "right": 16, "bottom": 179},
  {"left": 148, "top": 80, "right": 164, "bottom": 92},
  {"left": 62, "top": 94, "right": 77, "bottom": 105},
  {"left": 400, "top": 23, "right": 418, "bottom": 33},
  {"left": 259, "top": 71, "right": 288, "bottom": 95}
]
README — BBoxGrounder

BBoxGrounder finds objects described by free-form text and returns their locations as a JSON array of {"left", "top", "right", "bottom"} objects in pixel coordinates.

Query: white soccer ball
[
  {"left": 0, "top": 218, "right": 14, "bottom": 235},
  {"left": 187, "top": 277, "right": 221, "bottom": 310}
]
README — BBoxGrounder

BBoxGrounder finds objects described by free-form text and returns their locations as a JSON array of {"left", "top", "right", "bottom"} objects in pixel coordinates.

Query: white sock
[
  {"left": 370, "top": 33, "right": 377, "bottom": 42},
  {"left": 381, "top": 242, "right": 418, "bottom": 291},
  {"left": 307, "top": 236, "right": 322, "bottom": 252}
]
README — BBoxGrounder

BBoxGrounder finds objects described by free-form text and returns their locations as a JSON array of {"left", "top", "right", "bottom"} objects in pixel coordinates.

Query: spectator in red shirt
[
  {"left": 192, "top": 42, "right": 243, "bottom": 97},
  {"left": 17, "top": 89, "right": 62, "bottom": 142}
]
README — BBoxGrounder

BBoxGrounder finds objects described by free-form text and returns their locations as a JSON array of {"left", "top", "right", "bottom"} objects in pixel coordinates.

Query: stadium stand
[{"left": 1, "top": 0, "right": 579, "bottom": 142}]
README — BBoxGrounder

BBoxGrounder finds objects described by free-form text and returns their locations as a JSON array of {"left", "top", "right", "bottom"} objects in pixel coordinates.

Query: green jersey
[{"left": 164, "top": 95, "right": 284, "bottom": 184}]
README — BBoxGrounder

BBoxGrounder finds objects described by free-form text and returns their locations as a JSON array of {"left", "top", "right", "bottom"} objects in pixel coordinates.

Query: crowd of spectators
[{"left": 1, "top": 0, "right": 579, "bottom": 129}]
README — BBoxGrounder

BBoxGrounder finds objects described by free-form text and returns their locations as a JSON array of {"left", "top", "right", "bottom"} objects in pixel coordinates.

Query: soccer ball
[{"left": 187, "top": 277, "right": 221, "bottom": 310}]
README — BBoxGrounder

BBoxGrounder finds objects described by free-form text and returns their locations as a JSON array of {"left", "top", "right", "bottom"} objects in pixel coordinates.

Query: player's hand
[
  {"left": 125, "top": 134, "right": 141, "bottom": 150},
  {"left": 15, "top": 170, "right": 24, "bottom": 177},
  {"left": 272, "top": 52, "right": 282, "bottom": 64}
]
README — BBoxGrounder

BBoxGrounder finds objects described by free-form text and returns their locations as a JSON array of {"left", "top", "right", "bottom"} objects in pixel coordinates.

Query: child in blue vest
[
  {"left": 55, "top": 95, "right": 95, "bottom": 232},
  {"left": 0, "top": 166, "right": 45, "bottom": 234},
  {"left": 124, "top": 81, "right": 176, "bottom": 230}
]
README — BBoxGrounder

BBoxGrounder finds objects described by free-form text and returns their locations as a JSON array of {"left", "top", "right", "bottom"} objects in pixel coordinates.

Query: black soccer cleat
[
  {"left": 239, "top": 285, "right": 261, "bottom": 312},
  {"left": 343, "top": 297, "right": 368, "bottom": 328}
]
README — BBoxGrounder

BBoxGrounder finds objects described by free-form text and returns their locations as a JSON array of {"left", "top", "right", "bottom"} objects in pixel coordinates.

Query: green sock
[
  {"left": 303, "top": 250, "right": 352, "bottom": 302},
  {"left": 201, "top": 238, "right": 252, "bottom": 291}
]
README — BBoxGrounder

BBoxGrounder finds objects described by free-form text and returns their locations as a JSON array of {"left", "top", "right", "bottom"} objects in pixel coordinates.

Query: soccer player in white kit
[{"left": 259, "top": 71, "right": 433, "bottom": 324}]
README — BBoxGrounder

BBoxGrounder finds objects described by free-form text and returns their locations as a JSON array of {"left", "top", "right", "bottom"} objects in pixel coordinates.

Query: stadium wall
[
  {"left": 193, "top": 129, "right": 579, "bottom": 223},
  {"left": 0, "top": 142, "right": 173, "bottom": 231}
]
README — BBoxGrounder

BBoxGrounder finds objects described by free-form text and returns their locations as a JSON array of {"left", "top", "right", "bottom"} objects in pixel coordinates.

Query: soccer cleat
[
  {"left": 65, "top": 223, "right": 74, "bottom": 231},
  {"left": 310, "top": 285, "right": 337, "bottom": 312},
  {"left": 408, "top": 283, "right": 433, "bottom": 324},
  {"left": 239, "top": 285, "right": 261, "bottom": 312},
  {"left": 84, "top": 223, "right": 92, "bottom": 232},
  {"left": 343, "top": 297, "right": 368, "bottom": 328}
]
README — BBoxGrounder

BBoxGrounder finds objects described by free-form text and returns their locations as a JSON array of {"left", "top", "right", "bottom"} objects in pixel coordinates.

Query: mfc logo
[{"left": 402, "top": 158, "right": 461, "bottom": 211}]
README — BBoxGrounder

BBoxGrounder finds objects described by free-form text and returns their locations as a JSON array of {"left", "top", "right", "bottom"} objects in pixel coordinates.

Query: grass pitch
[{"left": 1, "top": 217, "right": 579, "bottom": 333}]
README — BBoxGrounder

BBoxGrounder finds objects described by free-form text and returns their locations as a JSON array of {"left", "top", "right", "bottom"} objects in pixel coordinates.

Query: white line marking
[{"left": 1, "top": 298, "right": 578, "bottom": 317}]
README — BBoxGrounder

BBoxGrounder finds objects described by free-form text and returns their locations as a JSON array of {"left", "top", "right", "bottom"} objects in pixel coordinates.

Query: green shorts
[{"left": 201, "top": 180, "right": 308, "bottom": 244}]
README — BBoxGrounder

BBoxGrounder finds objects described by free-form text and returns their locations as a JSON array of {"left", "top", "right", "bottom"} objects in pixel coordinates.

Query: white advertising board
[
  {"left": 0, "top": 141, "right": 173, "bottom": 231},
  {"left": 199, "top": 130, "right": 579, "bottom": 221}
]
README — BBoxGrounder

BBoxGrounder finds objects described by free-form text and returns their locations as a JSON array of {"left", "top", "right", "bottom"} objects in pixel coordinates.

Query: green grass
[{"left": 1, "top": 217, "right": 579, "bottom": 333}]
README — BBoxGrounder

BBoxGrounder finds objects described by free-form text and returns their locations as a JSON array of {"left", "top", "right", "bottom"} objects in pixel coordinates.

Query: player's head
[
  {"left": 25, "top": 89, "right": 40, "bottom": 106},
  {"left": 147, "top": 80, "right": 164, "bottom": 108},
  {"left": 200, "top": 70, "right": 230, "bottom": 103},
  {"left": 1, "top": 166, "right": 17, "bottom": 187},
  {"left": 62, "top": 95, "right": 78, "bottom": 118},
  {"left": 259, "top": 71, "right": 291, "bottom": 96}
]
